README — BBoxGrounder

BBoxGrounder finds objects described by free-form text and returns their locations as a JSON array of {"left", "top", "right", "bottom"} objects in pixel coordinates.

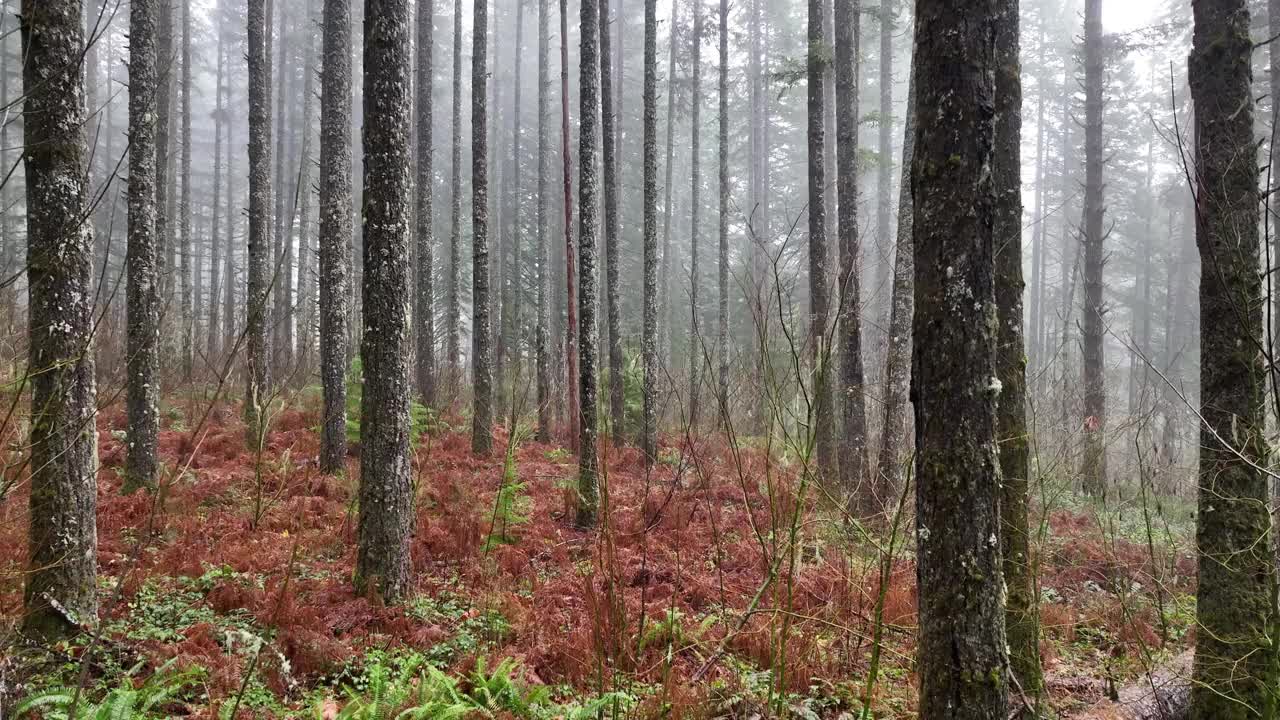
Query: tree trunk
[
  {"left": 911, "top": 0, "right": 1009, "bottom": 715},
  {"left": 602, "top": 0, "right": 624, "bottom": 439},
  {"left": 688, "top": 0, "right": 703, "bottom": 429},
  {"left": 1188, "top": 1, "right": 1279, "bottom": 716},
  {"left": 833, "top": 0, "right": 867, "bottom": 508},
  {"left": 207, "top": 15, "right": 225, "bottom": 364},
  {"left": 659, "top": 0, "right": 678, "bottom": 365},
  {"left": 716, "top": 0, "right": 729, "bottom": 420},
  {"left": 875, "top": 59, "right": 914, "bottom": 499},
  {"left": 472, "top": 0, "right": 494, "bottom": 455},
  {"left": 641, "top": 0, "right": 658, "bottom": 462},
  {"left": 246, "top": 0, "right": 274, "bottom": 436},
  {"left": 993, "top": 0, "right": 1042, "bottom": 707},
  {"left": 179, "top": 0, "right": 193, "bottom": 378},
  {"left": 416, "top": 0, "right": 436, "bottom": 407},
  {"left": 807, "top": 0, "right": 835, "bottom": 478},
  {"left": 1027, "top": 18, "right": 1046, "bottom": 392},
  {"left": 447, "top": 0, "right": 463, "bottom": 376},
  {"left": 560, "top": 0, "right": 579, "bottom": 450},
  {"left": 576, "top": 0, "right": 601, "bottom": 528},
  {"left": 156, "top": 0, "right": 174, "bottom": 372},
  {"left": 356, "top": 0, "right": 414, "bottom": 604},
  {"left": 293, "top": 27, "right": 319, "bottom": 375},
  {"left": 318, "top": 0, "right": 352, "bottom": 474},
  {"left": 20, "top": 0, "right": 99, "bottom": 641},
  {"left": 874, "top": 0, "right": 892, "bottom": 353},
  {"left": 1080, "top": 0, "right": 1107, "bottom": 497},
  {"left": 272, "top": 1, "right": 294, "bottom": 377},
  {"left": 537, "top": 0, "right": 552, "bottom": 443}
]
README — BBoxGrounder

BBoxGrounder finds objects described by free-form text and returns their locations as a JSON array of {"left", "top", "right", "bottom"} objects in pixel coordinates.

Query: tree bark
[
  {"left": 179, "top": 0, "right": 193, "bottom": 378},
  {"left": 472, "top": 0, "right": 494, "bottom": 455},
  {"left": 536, "top": 0, "right": 552, "bottom": 443},
  {"left": 416, "top": 0, "right": 436, "bottom": 407},
  {"left": 687, "top": 0, "right": 703, "bottom": 429},
  {"left": 993, "top": 0, "right": 1042, "bottom": 708},
  {"left": 641, "top": 0, "right": 658, "bottom": 462},
  {"left": 807, "top": 0, "right": 835, "bottom": 478},
  {"left": 126, "top": 0, "right": 162, "bottom": 496},
  {"left": 833, "top": 0, "right": 867, "bottom": 508},
  {"left": 21, "top": 0, "right": 99, "bottom": 641},
  {"left": 911, "top": 0, "right": 1008, "bottom": 715},
  {"left": 875, "top": 61, "right": 914, "bottom": 499},
  {"left": 207, "top": 14, "right": 225, "bottom": 364},
  {"left": 1188, "top": 1, "right": 1278, "bottom": 716},
  {"left": 272, "top": 1, "right": 294, "bottom": 377},
  {"left": 447, "top": 0, "right": 463, "bottom": 376},
  {"left": 246, "top": 0, "right": 274, "bottom": 436},
  {"left": 1080, "top": 0, "right": 1107, "bottom": 497},
  {"left": 602, "top": 0, "right": 624, "bottom": 439},
  {"left": 319, "top": 0, "right": 352, "bottom": 474},
  {"left": 560, "top": 0, "right": 579, "bottom": 450},
  {"left": 576, "top": 0, "right": 601, "bottom": 528},
  {"left": 716, "top": 0, "right": 729, "bottom": 420},
  {"left": 356, "top": 0, "right": 414, "bottom": 603}
]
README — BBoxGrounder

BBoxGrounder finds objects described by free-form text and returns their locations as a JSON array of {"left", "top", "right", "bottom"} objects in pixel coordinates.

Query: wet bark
[
  {"left": 21, "top": 0, "right": 100, "bottom": 640},
  {"left": 246, "top": 0, "right": 274, "bottom": 436},
  {"left": 179, "top": 0, "right": 193, "bottom": 378},
  {"left": 576, "top": 0, "right": 601, "bottom": 528},
  {"left": 319, "top": 0, "right": 352, "bottom": 474},
  {"left": 993, "top": 0, "right": 1042, "bottom": 707},
  {"left": 1188, "top": 1, "right": 1279, "bottom": 716},
  {"left": 472, "top": 0, "right": 494, "bottom": 455},
  {"left": 355, "top": 0, "right": 414, "bottom": 603},
  {"left": 641, "top": 0, "right": 658, "bottom": 462},
  {"left": 807, "top": 0, "right": 835, "bottom": 478},
  {"left": 911, "top": 0, "right": 1009, "bottom": 715},
  {"left": 416, "top": 0, "right": 436, "bottom": 407},
  {"left": 536, "top": 0, "right": 552, "bottom": 443},
  {"left": 602, "top": 0, "right": 624, "bottom": 439},
  {"left": 1080, "top": 0, "right": 1107, "bottom": 497},
  {"left": 447, "top": 0, "right": 463, "bottom": 375}
]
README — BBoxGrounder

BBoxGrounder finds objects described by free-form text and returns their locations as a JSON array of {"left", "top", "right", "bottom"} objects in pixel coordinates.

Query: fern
[
  {"left": 13, "top": 660, "right": 200, "bottom": 720},
  {"left": 344, "top": 357, "right": 437, "bottom": 448},
  {"left": 483, "top": 428, "right": 532, "bottom": 552}
]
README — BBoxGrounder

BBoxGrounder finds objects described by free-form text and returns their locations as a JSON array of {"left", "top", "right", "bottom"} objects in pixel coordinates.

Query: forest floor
[{"left": 0, "top": 389, "right": 1198, "bottom": 719}]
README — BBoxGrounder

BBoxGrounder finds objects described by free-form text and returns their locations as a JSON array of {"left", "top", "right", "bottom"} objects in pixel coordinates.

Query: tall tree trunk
[
  {"left": 716, "top": 0, "right": 729, "bottom": 419},
  {"left": 688, "top": 0, "right": 702, "bottom": 428},
  {"left": 576, "top": 0, "right": 601, "bottom": 528},
  {"left": 1188, "top": 1, "right": 1279, "bottom": 716},
  {"left": 355, "top": 0, "right": 414, "bottom": 603},
  {"left": 747, "top": 0, "right": 766, "bottom": 435},
  {"left": 1027, "top": 18, "right": 1046, "bottom": 393},
  {"left": 874, "top": 0, "right": 893, "bottom": 345},
  {"left": 223, "top": 79, "right": 238, "bottom": 365},
  {"left": 156, "top": 0, "right": 174, "bottom": 371},
  {"left": 659, "top": 0, "right": 678, "bottom": 365},
  {"left": 875, "top": 57, "right": 914, "bottom": 502},
  {"left": 319, "top": 0, "right": 352, "bottom": 474},
  {"left": 641, "top": 0, "right": 658, "bottom": 462},
  {"left": 911, "top": 0, "right": 1008, "bottom": 714},
  {"left": 807, "top": 0, "right": 835, "bottom": 478},
  {"left": 179, "top": 0, "right": 193, "bottom": 378},
  {"left": 833, "top": 0, "right": 866, "bottom": 508},
  {"left": 602, "top": 0, "right": 624, "bottom": 438},
  {"left": 993, "top": 0, "right": 1042, "bottom": 706},
  {"left": 247, "top": 0, "right": 274, "bottom": 436},
  {"left": 472, "top": 0, "right": 494, "bottom": 455},
  {"left": 208, "top": 15, "right": 225, "bottom": 364},
  {"left": 448, "top": 0, "right": 463, "bottom": 376},
  {"left": 294, "top": 28, "right": 319, "bottom": 374},
  {"left": 560, "top": 0, "right": 579, "bottom": 450},
  {"left": 503, "top": 0, "right": 525, "bottom": 410},
  {"left": 1080, "top": 0, "right": 1107, "bottom": 497},
  {"left": 126, "top": 0, "right": 162, "bottom": 496},
  {"left": 416, "top": 0, "right": 436, "bottom": 406},
  {"left": 20, "top": 0, "right": 99, "bottom": 641},
  {"left": 537, "top": 0, "right": 552, "bottom": 442},
  {"left": 273, "top": 1, "right": 294, "bottom": 376}
]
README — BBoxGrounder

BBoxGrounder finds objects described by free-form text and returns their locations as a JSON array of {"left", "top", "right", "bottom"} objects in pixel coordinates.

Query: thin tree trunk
[
  {"left": 179, "top": 0, "right": 193, "bottom": 378},
  {"left": 874, "top": 0, "right": 892, "bottom": 345},
  {"left": 447, "top": 0, "right": 463, "bottom": 376},
  {"left": 537, "top": 0, "right": 552, "bottom": 442},
  {"left": 355, "top": 0, "right": 414, "bottom": 604},
  {"left": 994, "top": 0, "right": 1042, "bottom": 706},
  {"left": 472, "top": 0, "right": 494, "bottom": 455},
  {"left": 416, "top": 0, "right": 436, "bottom": 406},
  {"left": 1080, "top": 0, "right": 1107, "bottom": 497},
  {"left": 126, "top": 0, "right": 162, "bottom": 495},
  {"left": 688, "top": 0, "right": 702, "bottom": 428},
  {"left": 208, "top": 15, "right": 225, "bottom": 363},
  {"left": 318, "top": 0, "right": 352, "bottom": 473},
  {"left": 560, "top": 0, "right": 579, "bottom": 450},
  {"left": 807, "top": 0, "right": 835, "bottom": 478},
  {"left": 912, "top": 0, "right": 1008, "bottom": 714},
  {"left": 641, "top": 0, "right": 658, "bottom": 462},
  {"left": 294, "top": 28, "right": 318, "bottom": 374},
  {"left": 716, "top": 0, "right": 729, "bottom": 418},
  {"left": 875, "top": 57, "right": 914, "bottom": 501},
  {"left": 1027, "top": 18, "right": 1046, "bottom": 392},
  {"left": 602, "top": 0, "right": 624, "bottom": 439},
  {"left": 20, "top": 0, "right": 99, "bottom": 641},
  {"left": 246, "top": 0, "right": 274, "bottom": 436},
  {"left": 659, "top": 0, "right": 678, "bottom": 365},
  {"left": 576, "top": 0, "right": 601, "bottom": 528},
  {"left": 834, "top": 0, "right": 867, "bottom": 508},
  {"left": 272, "top": 0, "right": 294, "bottom": 376},
  {"left": 503, "top": 0, "right": 525, "bottom": 409}
]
